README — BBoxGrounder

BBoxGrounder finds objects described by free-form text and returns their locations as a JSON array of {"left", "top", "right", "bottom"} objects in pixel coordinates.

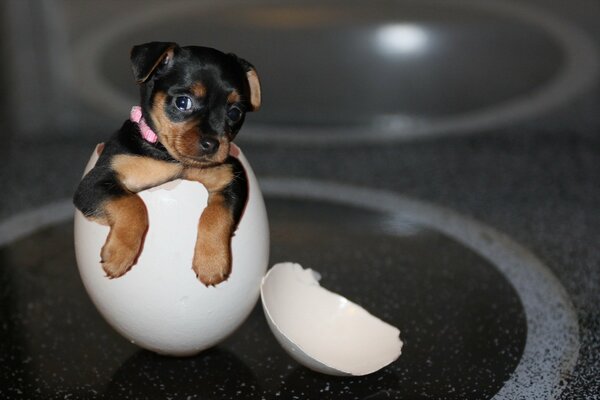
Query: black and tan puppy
[{"left": 74, "top": 42, "right": 260, "bottom": 286}]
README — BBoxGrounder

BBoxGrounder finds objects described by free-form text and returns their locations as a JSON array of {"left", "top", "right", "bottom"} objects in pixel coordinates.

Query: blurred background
[{"left": 1, "top": 0, "right": 599, "bottom": 399}]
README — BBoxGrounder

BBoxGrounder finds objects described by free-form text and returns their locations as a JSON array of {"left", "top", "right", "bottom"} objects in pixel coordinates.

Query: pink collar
[{"left": 130, "top": 106, "right": 158, "bottom": 144}]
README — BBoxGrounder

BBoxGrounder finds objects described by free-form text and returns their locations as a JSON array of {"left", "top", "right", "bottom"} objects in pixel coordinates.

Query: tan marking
[
  {"left": 212, "top": 138, "right": 231, "bottom": 166},
  {"left": 151, "top": 92, "right": 229, "bottom": 166},
  {"left": 151, "top": 92, "right": 184, "bottom": 149},
  {"left": 101, "top": 195, "right": 148, "bottom": 278},
  {"left": 87, "top": 214, "right": 109, "bottom": 226},
  {"left": 182, "top": 163, "right": 234, "bottom": 192},
  {"left": 192, "top": 193, "right": 235, "bottom": 286},
  {"left": 227, "top": 91, "right": 241, "bottom": 104},
  {"left": 191, "top": 82, "right": 207, "bottom": 98},
  {"left": 246, "top": 69, "right": 261, "bottom": 111},
  {"left": 112, "top": 154, "right": 183, "bottom": 193}
]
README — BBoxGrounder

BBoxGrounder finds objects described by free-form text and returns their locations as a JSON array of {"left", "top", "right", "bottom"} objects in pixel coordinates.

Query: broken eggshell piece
[{"left": 260, "top": 262, "right": 403, "bottom": 376}]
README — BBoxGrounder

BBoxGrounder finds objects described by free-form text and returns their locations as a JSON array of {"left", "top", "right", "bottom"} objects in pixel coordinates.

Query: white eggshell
[
  {"left": 74, "top": 145, "right": 269, "bottom": 356},
  {"left": 261, "top": 262, "right": 403, "bottom": 376}
]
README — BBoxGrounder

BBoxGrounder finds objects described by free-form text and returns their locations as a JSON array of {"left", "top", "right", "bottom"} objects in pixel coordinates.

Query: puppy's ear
[
  {"left": 130, "top": 42, "right": 178, "bottom": 83},
  {"left": 231, "top": 55, "right": 261, "bottom": 111}
]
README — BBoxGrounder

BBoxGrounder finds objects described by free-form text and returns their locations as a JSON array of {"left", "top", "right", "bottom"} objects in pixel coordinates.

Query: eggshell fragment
[
  {"left": 74, "top": 145, "right": 269, "bottom": 356},
  {"left": 260, "top": 262, "right": 403, "bottom": 376}
]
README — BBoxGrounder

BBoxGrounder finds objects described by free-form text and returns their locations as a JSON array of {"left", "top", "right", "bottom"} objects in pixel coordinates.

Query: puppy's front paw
[
  {"left": 192, "top": 240, "right": 231, "bottom": 286},
  {"left": 100, "top": 236, "right": 140, "bottom": 278}
]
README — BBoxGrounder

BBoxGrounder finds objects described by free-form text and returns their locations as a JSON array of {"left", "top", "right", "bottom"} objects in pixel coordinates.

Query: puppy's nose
[{"left": 199, "top": 138, "right": 219, "bottom": 154}]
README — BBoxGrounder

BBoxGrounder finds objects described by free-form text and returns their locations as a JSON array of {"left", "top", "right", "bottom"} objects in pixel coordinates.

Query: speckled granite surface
[
  {"left": 1, "top": 200, "right": 530, "bottom": 399},
  {"left": 2, "top": 103, "right": 599, "bottom": 399},
  {"left": 1, "top": 0, "right": 599, "bottom": 398}
]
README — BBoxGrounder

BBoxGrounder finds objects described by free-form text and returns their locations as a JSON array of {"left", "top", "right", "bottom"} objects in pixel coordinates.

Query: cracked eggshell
[
  {"left": 74, "top": 144, "right": 269, "bottom": 356},
  {"left": 260, "top": 262, "right": 403, "bottom": 376}
]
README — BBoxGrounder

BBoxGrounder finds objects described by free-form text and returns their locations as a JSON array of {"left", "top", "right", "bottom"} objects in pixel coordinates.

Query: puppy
[{"left": 73, "top": 42, "right": 260, "bottom": 286}]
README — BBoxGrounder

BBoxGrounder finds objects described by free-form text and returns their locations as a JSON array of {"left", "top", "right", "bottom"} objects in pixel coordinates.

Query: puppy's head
[{"left": 130, "top": 42, "right": 261, "bottom": 167}]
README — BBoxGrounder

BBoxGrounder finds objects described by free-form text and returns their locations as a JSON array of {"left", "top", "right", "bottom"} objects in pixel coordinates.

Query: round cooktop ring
[
  {"left": 71, "top": 0, "right": 599, "bottom": 144},
  {"left": 0, "top": 178, "right": 579, "bottom": 399}
]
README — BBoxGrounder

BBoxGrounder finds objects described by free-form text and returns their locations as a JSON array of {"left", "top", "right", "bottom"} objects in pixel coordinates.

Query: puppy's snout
[{"left": 199, "top": 137, "right": 219, "bottom": 154}]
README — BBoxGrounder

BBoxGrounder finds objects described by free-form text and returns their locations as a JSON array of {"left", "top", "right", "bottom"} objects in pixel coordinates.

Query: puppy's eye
[
  {"left": 227, "top": 106, "right": 243, "bottom": 123},
  {"left": 175, "top": 96, "right": 193, "bottom": 111}
]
